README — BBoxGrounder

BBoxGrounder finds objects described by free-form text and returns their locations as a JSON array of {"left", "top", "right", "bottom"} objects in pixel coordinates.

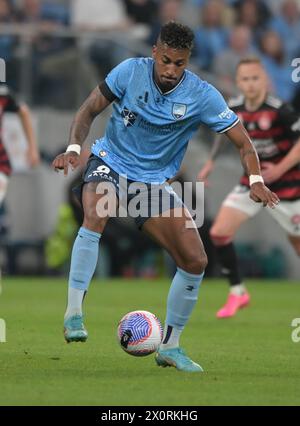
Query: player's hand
[
  {"left": 197, "top": 160, "right": 214, "bottom": 185},
  {"left": 26, "top": 148, "right": 40, "bottom": 167},
  {"left": 52, "top": 151, "right": 80, "bottom": 176},
  {"left": 249, "top": 182, "right": 279, "bottom": 208},
  {"left": 261, "top": 162, "right": 283, "bottom": 184}
]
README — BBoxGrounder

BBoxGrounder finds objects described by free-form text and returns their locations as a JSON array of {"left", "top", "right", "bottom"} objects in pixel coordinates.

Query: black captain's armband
[{"left": 98, "top": 81, "right": 118, "bottom": 103}]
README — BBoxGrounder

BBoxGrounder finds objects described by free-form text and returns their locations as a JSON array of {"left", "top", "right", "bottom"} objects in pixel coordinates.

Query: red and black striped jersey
[
  {"left": 0, "top": 84, "right": 20, "bottom": 175},
  {"left": 229, "top": 94, "right": 300, "bottom": 201}
]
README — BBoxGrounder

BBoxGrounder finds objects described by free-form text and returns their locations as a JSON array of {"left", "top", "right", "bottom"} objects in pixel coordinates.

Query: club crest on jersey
[
  {"left": 122, "top": 107, "right": 137, "bottom": 127},
  {"left": 172, "top": 103, "right": 187, "bottom": 120},
  {"left": 258, "top": 114, "right": 271, "bottom": 130}
]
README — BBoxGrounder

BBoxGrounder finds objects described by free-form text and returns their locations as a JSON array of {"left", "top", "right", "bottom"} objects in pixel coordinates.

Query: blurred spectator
[
  {"left": 266, "top": 0, "right": 300, "bottom": 14},
  {"left": 122, "top": 0, "right": 158, "bottom": 25},
  {"left": 0, "top": 0, "right": 17, "bottom": 62},
  {"left": 194, "top": 0, "right": 229, "bottom": 70},
  {"left": 189, "top": 0, "right": 236, "bottom": 5},
  {"left": 18, "top": 0, "right": 69, "bottom": 27},
  {"left": 212, "top": 25, "right": 257, "bottom": 96},
  {"left": 16, "top": 0, "right": 71, "bottom": 106},
  {"left": 71, "top": 0, "right": 129, "bottom": 31},
  {"left": 235, "top": 0, "right": 271, "bottom": 44},
  {"left": 268, "top": 0, "right": 300, "bottom": 61},
  {"left": 259, "top": 30, "right": 297, "bottom": 101},
  {"left": 17, "top": 0, "right": 71, "bottom": 56},
  {"left": 148, "top": 0, "right": 183, "bottom": 46},
  {"left": 71, "top": 0, "right": 131, "bottom": 81}
]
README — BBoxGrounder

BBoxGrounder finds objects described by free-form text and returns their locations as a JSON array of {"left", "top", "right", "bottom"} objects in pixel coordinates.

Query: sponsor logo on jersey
[
  {"left": 218, "top": 107, "right": 234, "bottom": 120},
  {"left": 247, "top": 122, "right": 256, "bottom": 131},
  {"left": 172, "top": 103, "right": 187, "bottom": 119},
  {"left": 252, "top": 139, "right": 279, "bottom": 157},
  {"left": 122, "top": 107, "right": 138, "bottom": 127}
]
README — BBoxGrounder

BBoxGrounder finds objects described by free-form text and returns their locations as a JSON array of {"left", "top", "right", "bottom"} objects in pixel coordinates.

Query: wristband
[
  {"left": 66, "top": 144, "right": 81, "bottom": 155},
  {"left": 249, "top": 174, "right": 264, "bottom": 186}
]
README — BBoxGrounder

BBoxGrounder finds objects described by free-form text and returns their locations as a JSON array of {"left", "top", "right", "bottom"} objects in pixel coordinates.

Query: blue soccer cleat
[
  {"left": 155, "top": 347, "right": 203, "bottom": 373},
  {"left": 64, "top": 314, "right": 88, "bottom": 343}
]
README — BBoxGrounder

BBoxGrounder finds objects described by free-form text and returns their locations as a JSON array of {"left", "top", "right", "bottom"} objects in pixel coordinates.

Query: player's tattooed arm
[
  {"left": 68, "top": 86, "right": 111, "bottom": 146},
  {"left": 52, "top": 86, "right": 111, "bottom": 175},
  {"left": 240, "top": 147, "right": 259, "bottom": 174}
]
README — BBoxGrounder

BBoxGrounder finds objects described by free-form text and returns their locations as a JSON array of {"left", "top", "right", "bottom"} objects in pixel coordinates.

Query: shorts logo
[
  {"left": 172, "top": 103, "right": 187, "bottom": 120},
  {"left": 88, "top": 165, "right": 111, "bottom": 178},
  {"left": 122, "top": 107, "right": 137, "bottom": 127},
  {"left": 96, "top": 165, "right": 110, "bottom": 174}
]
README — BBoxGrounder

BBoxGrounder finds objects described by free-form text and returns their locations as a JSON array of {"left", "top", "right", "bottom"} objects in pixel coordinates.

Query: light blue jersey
[{"left": 91, "top": 57, "right": 239, "bottom": 183}]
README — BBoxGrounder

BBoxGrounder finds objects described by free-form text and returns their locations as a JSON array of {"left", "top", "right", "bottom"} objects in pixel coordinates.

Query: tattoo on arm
[
  {"left": 68, "top": 87, "right": 110, "bottom": 146},
  {"left": 240, "top": 148, "right": 258, "bottom": 174}
]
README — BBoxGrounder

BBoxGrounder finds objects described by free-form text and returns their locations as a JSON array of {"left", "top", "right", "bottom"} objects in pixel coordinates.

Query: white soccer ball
[{"left": 117, "top": 310, "right": 163, "bottom": 356}]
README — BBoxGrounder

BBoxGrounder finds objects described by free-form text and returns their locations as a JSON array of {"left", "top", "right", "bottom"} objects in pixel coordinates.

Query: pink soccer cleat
[{"left": 216, "top": 292, "right": 250, "bottom": 318}]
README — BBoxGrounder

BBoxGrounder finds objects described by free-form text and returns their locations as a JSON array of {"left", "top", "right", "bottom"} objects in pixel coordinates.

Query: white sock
[
  {"left": 64, "top": 287, "right": 85, "bottom": 319},
  {"left": 160, "top": 325, "right": 182, "bottom": 350},
  {"left": 230, "top": 283, "right": 246, "bottom": 296}
]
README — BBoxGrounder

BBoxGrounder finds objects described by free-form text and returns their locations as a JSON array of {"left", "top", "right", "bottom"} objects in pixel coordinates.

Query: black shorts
[{"left": 73, "top": 155, "right": 184, "bottom": 229}]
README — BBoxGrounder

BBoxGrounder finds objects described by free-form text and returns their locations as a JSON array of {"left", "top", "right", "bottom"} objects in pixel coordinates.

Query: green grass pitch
[{"left": 0, "top": 277, "right": 300, "bottom": 406}]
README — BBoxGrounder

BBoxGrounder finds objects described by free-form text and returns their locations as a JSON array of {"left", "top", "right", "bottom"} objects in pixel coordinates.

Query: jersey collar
[{"left": 152, "top": 66, "right": 186, "bottom": 96}]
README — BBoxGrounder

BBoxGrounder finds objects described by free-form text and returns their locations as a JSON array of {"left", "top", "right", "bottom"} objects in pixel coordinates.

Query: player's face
[
  {"left": 152, "top": 43, "right": 190, "bottom": 92},
  {"left": 236, "top": 63, "right": 268, "bottom": 100}
]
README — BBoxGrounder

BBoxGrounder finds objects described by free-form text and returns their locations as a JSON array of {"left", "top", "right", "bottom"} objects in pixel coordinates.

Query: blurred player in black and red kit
[
  {"left": 0, "top": 83, "right": 40, "bottom": 207},
  {"left": 199, "top": 57, "right": 300, "bottom": 318}
]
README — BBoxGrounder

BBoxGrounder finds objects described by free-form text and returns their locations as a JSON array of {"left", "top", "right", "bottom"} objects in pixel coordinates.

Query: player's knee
[
  {"left": 83, "top": 209, "right": 108, "bottom": 233},
  {"left": 179, "top": 251, "right": 208, "bottom": 275},
  {"left": 209, "top": 229, "right": 233, "bottom": 246}
]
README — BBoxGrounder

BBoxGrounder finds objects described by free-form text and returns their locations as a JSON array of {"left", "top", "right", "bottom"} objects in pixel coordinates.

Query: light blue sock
[
  {"left": 161, "top": 267, "right": 204, "bottom": 349},
  {"left": 65, "top": 227, "right": 101, "bottom": 318}
]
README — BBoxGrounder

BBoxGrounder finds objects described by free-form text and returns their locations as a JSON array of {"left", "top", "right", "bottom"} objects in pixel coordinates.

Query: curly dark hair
[{"left": 159, "top": 21, "right": 194, "bottom": 51}]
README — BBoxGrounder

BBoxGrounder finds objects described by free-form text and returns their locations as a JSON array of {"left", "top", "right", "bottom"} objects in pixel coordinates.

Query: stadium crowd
[{"left": 0, "top": 0, "right": 300, "bottom": 106}]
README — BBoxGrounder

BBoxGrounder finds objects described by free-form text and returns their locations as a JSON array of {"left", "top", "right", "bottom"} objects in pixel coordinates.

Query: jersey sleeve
[
  {"left": 105, "top": 58, "right": 136, "bottom": 100},
  {"left": 200, "top": 84, "right": 239, "bottom": 133},
  {"left": 278, "top": 103, "right": 300, "bottom": 140}
]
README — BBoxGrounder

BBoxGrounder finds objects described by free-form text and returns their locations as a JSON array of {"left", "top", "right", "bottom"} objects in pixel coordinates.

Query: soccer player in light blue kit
[{"left": 53, "top": 22, "right": 279, "bottom": 372}]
